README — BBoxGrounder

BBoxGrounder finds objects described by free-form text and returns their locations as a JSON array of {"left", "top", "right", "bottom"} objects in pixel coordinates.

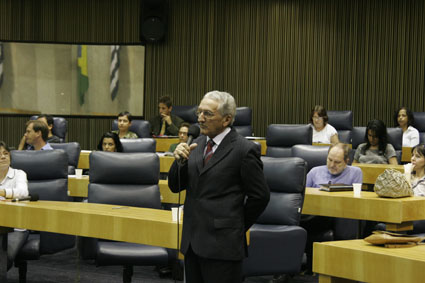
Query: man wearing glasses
[{"left": 168, "top": 91, "right": 269, "bottom": 283}]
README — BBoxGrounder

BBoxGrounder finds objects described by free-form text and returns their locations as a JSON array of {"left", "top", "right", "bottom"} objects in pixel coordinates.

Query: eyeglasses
[{"left": 196, "top": 110, "right": 215, "bottom": 119}]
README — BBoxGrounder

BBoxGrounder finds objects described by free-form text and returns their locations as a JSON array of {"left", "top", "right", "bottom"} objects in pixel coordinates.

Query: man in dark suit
[{"left": 168, "top": 91, "right": 269, "bottom": 283}]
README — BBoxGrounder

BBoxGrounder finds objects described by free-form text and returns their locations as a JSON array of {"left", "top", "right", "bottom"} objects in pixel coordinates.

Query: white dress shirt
[
  {"left": 0, "top": 167, "right": 29, "bottom": 199},
  {"left": 403, "top": 126, "right": 420, "bottom": 147}
]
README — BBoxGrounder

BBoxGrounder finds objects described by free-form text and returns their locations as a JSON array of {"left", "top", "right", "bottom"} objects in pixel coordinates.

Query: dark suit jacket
[
  {"left": 168, "top": 128, "right": 269, "bottom": 261},
  {"left": 149, "top": 114, "right": 184, "bottom": 136}
]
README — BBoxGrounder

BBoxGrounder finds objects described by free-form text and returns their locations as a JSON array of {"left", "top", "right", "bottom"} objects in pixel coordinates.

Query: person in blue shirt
[
  {"left": 19, "top": 120, "right": 53, "bottom": 151},
  {"left": 303, "top": 143, "right": 363, "bottom": 274}
]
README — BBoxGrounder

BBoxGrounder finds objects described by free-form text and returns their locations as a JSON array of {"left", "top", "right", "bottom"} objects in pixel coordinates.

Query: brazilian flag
[{"left": 77, "top": 45, "right": 89, "bottom": 105}]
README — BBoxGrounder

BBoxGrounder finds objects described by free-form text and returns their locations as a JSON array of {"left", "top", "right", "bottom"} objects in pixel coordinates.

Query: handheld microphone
[
  {"left": 186, "top": 124, "right": 200, "bottom": 145},
  {"left": 12, "top": 194, "right": 39, "bottom": 202}
]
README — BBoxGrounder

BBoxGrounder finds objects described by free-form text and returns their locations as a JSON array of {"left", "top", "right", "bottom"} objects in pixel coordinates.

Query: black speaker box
[{"left": 140, "top": 0, "right": 168, "bottom": 44}]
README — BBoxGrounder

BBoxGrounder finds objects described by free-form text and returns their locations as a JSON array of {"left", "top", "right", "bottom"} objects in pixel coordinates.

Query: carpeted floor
[{"left": 6, "top": 247, "right": 318, "bottom": 283}]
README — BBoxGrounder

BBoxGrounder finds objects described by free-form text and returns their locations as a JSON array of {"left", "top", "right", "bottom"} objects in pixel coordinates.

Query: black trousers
[{"left": 184, "top": 245, "right": 242, "bottom": 283}]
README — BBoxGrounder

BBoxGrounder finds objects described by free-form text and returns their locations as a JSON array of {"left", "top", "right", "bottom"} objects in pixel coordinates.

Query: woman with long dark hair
[{"left": 352, "top": 119, "right": 398, "bottom": 165}]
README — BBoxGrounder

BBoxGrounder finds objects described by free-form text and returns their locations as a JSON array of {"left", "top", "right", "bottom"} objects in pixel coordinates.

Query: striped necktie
[{"left": 204, "top": 140, "right": 215, "bottom": 165}]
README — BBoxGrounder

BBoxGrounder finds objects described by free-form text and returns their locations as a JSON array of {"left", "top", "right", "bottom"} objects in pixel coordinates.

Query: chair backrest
[
  {"left": 50, "top": 142, "right": 81, "bottom": 174},
  {"left": 413, "top": 112, "right": 425, "bottom": 143},
  {"left": 88, "top": 152, "right": 161, "bottom": 209},
  {"left": 31, "top": 115, "right": 67, "bottom": 142},
  {"left": 327, "top": 111, "right": 353, "bottom": 143},
  {"left": 171, "top": 105, "right": 198, "bottom": 124},
  {"left": 266, "top": 124, "right": 312, "bottom": 157},
  {"left": 257, "top": 157, "right": 307, "bottom": 226},
  {"left": 111, "top": 119, "right": 151, "bottom": 138},
  {"left": 291, "top": 145, "right": 329, "bottom": 172},
  {"left": 387, "top": 127, "right": 403, "bottom": 163},
  {"left": 120, "top": 138, "right": 156, "bottom": 153},
  {"left": 233, "top": 107, "right": 253, "bottom": 137},
  {"left": 11, "top": 150, "right": 68, "bottom": 201},
  {"left": 351, "top": 127, "right": 366, "bottom": 149},
  {"left": 11, "top": 150, "right": 74, "bottom": 254}
]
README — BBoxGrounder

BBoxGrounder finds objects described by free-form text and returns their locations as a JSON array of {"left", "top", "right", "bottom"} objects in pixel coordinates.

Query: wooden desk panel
[
  {"left": 77, "top": 151, "right": 174, "bottom": 173},
  {"left": 0, "top": 201, "right": 181, "bottom": 249},
  {"left": 154, "top": 138, "right": 179, "bottom": 152},
  {"left": 313, "top": 239, "right": 425, "bottom": 283},
  {"left": 353, "top": 163, "right": 404, "bottom": 184},
  {"left": 68, "top": 177, "right": 185, "bottom": 204},
  {"left": 402, "top": 146, "right": 412, "bottom": 162},
  {"left": 303, "top": 187, "right": 425, "bottom": 227}
]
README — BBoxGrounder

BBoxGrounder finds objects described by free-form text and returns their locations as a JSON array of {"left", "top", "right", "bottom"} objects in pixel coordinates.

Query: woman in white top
[
  {"left": 0, "top": 141, "right": 28, "bottom": 199},
  {"left": 394, "top": 107, "right": 420, "bottom": 147},
  {"left": 309, "top": 105, "right": 339, "bottom": 144},
  {"left": 410, "top": 144, "right": 425, "bottom": 196},
  {"left": 0, "top": 141, "right": 30, "bottom": 271}
]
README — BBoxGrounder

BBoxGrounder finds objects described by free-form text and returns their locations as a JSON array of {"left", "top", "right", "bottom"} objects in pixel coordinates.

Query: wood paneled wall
[
  {"left": 0, "top": 115, "right": 113, "bottom": 150},
  {"left": 0, "top": 0, "right": 141, "bottom": 44},
  {"left": 145, "top": 0, "right": 425, "bottom": 136}
]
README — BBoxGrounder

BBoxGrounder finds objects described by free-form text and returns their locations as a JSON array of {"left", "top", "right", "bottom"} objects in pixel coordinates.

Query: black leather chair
[
  {"left": 30, "top": 116, "right": 67, "bottom": 142},
  {"left": 327, "top": 111, "right": 353, "bottom": 143},
  {"left": 120, "top": 138, "right": 156, "bottom": 153},
  {"left": 387, "top": 127, "right": 403, "bottom": 164},
  {"left": 112, "top": 120, "right": 151, "bottom": 138},
  {"left": 350, "top": 127, "right": 366, "bottom": 164},
  {"left": 413, "top": 112, "right": 425, "bottom": 144},
  {"left": 10, "top": 150, "right": 75, "bottom": 282},
  {"left": 171, "top": 105, "right": 198, "bottom": 124},
  {"left": 50, "top": 142, "right": 81, "bottom": 175},
  {"left": 233, "top": 107, "right": 253, "bottom": 137},
  {"left": 243, "top": 157, "right": 307, "bottom": 277},
  {"left": 86, "top": 151, "right": 168, "bottom": 283},
  {"left": 266, "top": 124, "right": 312, "bottom": 157},
  {"left": 291, "top": 145, "right": 329, "bottom": 172}
]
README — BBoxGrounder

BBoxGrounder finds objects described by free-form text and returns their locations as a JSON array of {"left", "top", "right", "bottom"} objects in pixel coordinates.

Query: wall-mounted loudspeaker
[{"left": 140, "top": 0, "right": 168, "bottom": 44}]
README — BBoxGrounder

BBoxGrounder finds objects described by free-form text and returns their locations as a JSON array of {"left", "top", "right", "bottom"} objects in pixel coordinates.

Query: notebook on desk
[{"left": 319, "top": 183, "right": 353, "bottom": 192}]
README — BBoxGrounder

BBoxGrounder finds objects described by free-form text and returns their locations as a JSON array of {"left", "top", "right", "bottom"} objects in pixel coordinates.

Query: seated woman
[
  {"left": 0, "top": 141, "right": 30, "bottom": 270},
  {"left": 309, "top": 105, "right": 339, "bottom": 144},
  {"left": 168, "top": 122, "right": 190, "bottom": 153},
  {"left": 394, "top": 107, "right": 420, "bottom": 147},
  {"left": 409, "top": 144, "right": 425, "bottom": 196},
  {"left": 352, "top": 119, "right": 398, "bottom": 165},
  {"left": 97, "top": 132, "right": 123, "bottom": 152},
  {"left": 112, "top": 111, "right": 138, "bottom": 139}
]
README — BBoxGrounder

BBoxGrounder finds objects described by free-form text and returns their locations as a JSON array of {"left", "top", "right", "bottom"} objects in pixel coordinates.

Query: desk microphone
[
  {"left": 186, "top": 124, "right": 200, "bottom": 145},
  {"left": 12, "top": 194, "right": 39, "bottom": 202}
]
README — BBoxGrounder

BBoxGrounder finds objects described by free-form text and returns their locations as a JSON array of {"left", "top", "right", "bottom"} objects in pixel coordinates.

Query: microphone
[
  {"left": 12, "top": 194, "right": 39, "bottom": 202},
  {"left": 186, "top": 124, "right": 200, "bottom": 145}
]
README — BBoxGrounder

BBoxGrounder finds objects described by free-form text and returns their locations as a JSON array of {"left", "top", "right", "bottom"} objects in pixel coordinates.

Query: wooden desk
[
  {"left": 154, "top": 138, "right": 180, "bottom": 152},
  {"left": 77, "top": 151, "right": 175, "bottom": 173},
  {"left": 0, "top": 201, "right": 181, "bottom": 250},
  {"left": 353, "top": 163, "right": 404, "bottom": 184},
  {"left": 313, "top": 239, "right": 425, "bottom": 283},
  {"left": 68, "top": 177, "right": 185, "bottom": 204},
  {"left": 303, "top": 187, "right": 425, "bottom": 231},
  {"left": 402, "top": 146, "right": 412, "bottom": 162}
]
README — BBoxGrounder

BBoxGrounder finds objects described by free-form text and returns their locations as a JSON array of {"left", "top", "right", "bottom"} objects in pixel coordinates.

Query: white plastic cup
[
  {"left": 172, "top": 207, "right": 183, "bottom": 222},
  {"left": 353, "top": 183, "right": 362, "bottom": 197},
  {"left": 75, "top": 169, "right": 83, "bottom": 179}
]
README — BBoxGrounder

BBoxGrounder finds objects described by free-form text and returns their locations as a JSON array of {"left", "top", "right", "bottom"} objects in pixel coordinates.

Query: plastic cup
[
  {"left": 75, "top": 169, "right": 83, "bottom": 179},
  {"left": 172, "top": 207, "right": 183, "bottom": 222},
  {"left": 353, "top": 183, "right": 362, "bottom": 197}
]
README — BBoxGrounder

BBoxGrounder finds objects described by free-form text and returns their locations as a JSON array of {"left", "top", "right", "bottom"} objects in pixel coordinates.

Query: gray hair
[{"left": 203, "top": 91, "right": 236, "bottom": 124}]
